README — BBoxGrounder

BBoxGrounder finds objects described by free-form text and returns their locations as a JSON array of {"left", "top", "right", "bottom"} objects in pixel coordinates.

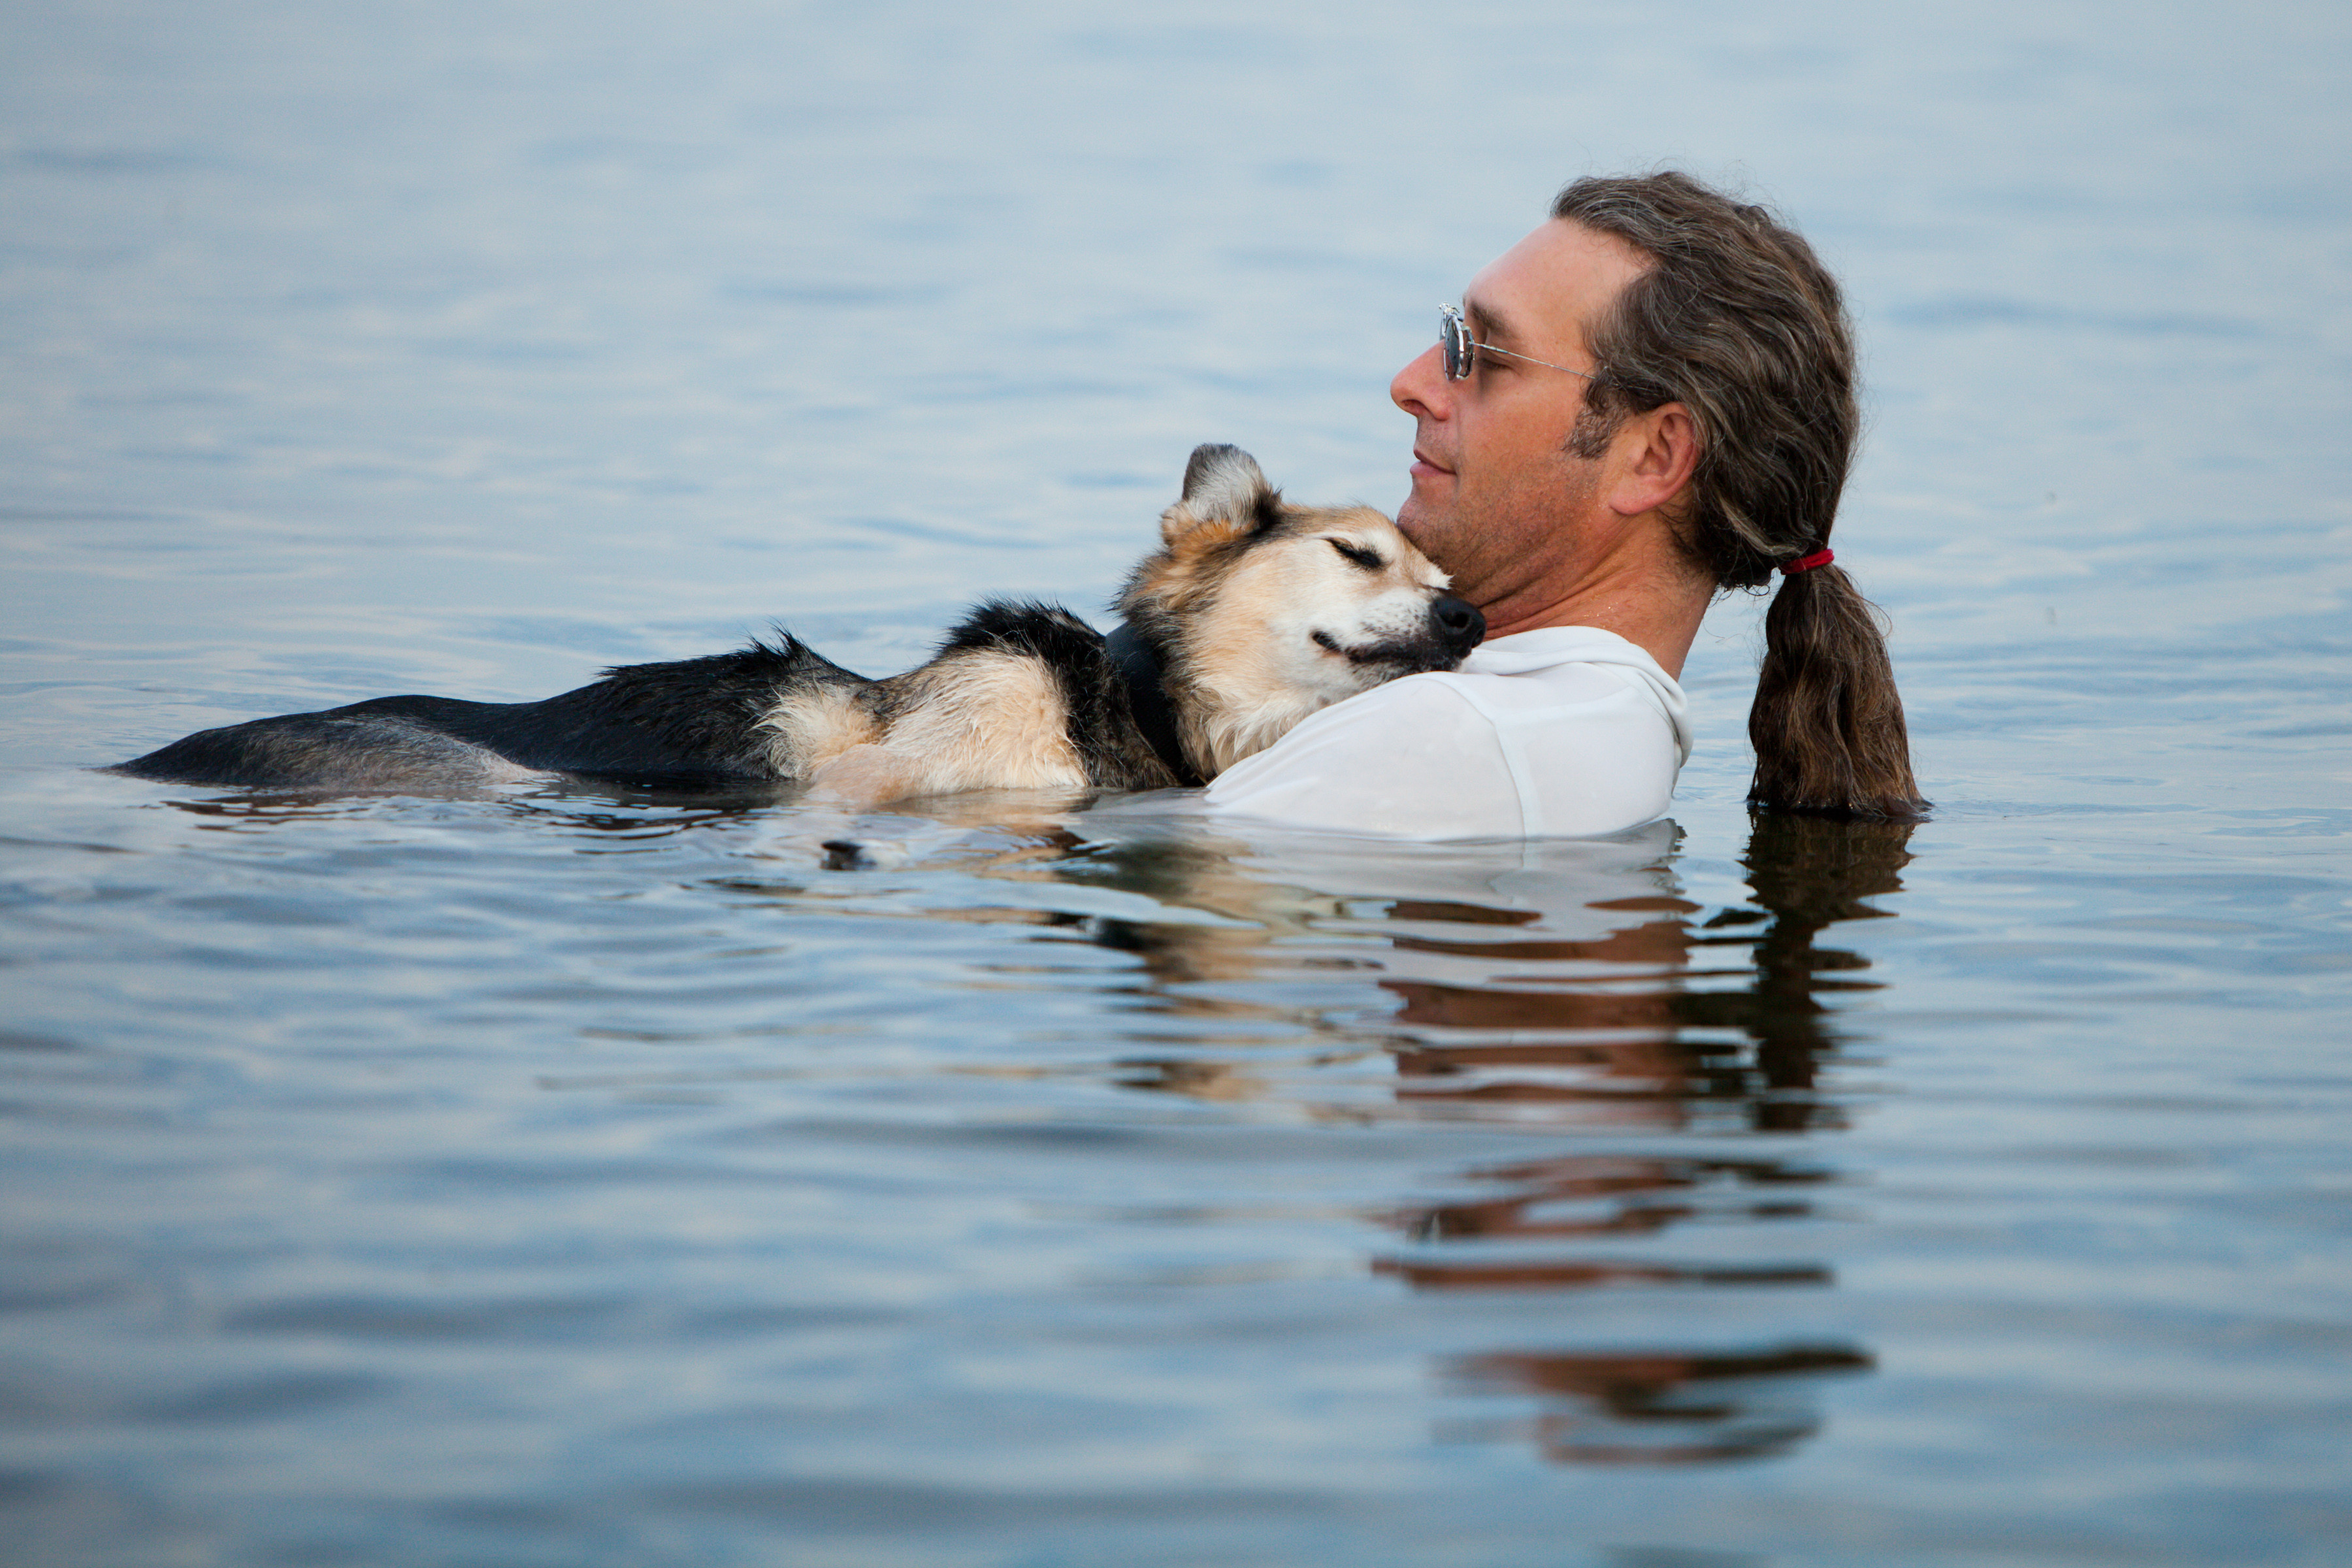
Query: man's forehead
[{"left": 1464, "top": 219, "right": 1648, "bottom": 348}]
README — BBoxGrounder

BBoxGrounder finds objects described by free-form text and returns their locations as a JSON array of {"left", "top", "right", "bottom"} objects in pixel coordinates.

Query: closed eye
[{"left": 1327, "top": 538, "right": 1384, "bottom": 570}]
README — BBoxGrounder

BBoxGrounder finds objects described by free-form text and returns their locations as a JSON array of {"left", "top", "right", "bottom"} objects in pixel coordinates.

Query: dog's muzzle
[{"left": 1431, "top": 595, "right": 1484, "bottom": 660}]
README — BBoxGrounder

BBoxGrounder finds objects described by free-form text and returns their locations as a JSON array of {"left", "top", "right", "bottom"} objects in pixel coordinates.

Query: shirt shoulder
[{"left": 1199, "top": 626, "right": 1690, "bottom": 841}]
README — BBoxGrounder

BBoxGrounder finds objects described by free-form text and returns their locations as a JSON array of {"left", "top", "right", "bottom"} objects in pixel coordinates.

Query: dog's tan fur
[{"left": 772, "top": 650, "right": 1090, "bottom": 802}]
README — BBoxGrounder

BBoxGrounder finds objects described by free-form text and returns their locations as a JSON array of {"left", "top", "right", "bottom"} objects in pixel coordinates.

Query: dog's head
[{"left": 1117, "top": 444, "right": 1484, "bottom": 775}]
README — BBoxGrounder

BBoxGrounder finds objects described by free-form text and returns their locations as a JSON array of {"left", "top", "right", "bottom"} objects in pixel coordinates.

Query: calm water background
[{"left": 5, "top": 3, "right": 2351, "bottom": 1564}]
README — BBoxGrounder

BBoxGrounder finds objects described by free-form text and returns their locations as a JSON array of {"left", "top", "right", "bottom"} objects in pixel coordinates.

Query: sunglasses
[{"left": 1440, "top": 303, "right": 1597, "bottom": 384}]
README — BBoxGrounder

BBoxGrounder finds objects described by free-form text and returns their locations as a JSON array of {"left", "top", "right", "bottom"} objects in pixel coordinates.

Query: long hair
[{"left": 1552, "top": 173, "right": 1925, "bottom": 819}]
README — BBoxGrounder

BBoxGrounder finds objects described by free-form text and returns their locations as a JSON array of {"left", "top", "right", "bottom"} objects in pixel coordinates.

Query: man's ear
[{"left": 1603, "top": 402, "right": 1701, "bottom": 518}]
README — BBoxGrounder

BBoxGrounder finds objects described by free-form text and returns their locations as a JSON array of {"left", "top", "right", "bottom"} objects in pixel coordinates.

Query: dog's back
[{"left": 114, "top": 638, "right": 866, "bottom": 791}]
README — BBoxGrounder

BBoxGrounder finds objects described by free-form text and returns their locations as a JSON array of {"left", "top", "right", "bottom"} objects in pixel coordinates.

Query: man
[{"left": 1202, "top": 171, "right": 1923, "bottom": 837}]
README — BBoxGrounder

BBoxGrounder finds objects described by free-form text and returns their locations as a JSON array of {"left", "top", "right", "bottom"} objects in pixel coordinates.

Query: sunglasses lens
[{"left": 1441, "top": 308, "right": 1467, "bottom": 379}]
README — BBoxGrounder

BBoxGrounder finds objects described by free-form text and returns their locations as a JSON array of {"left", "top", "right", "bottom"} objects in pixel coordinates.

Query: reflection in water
[
  {"left": 1394, "top": 812, "right": 1910, "bottom": 1465},
  {"left": 1381, "top": 815, "right": 1916, "bottom": 1137},
  {"left": 1394, "top": 1154, "right": 1834, "bottom": 1243},
  {"left": 1060, "top": 811, "right": 1912, "bottom": 1127},
  {"left": 1053, "top": 808, "right": 1915, "bottom": 1466},
  {"left": 1688, "top": 810, "right": 1918, "bottom": 1134},
  {"left": 1437, "top": 1343, "right": 1874, "bottom": 1464},
  {"left": 649, "top": 800, "right": 1915, "bottom": 1471},
  {"left": 155, "top": 784, "right": 1915, "bottom": 1472},
  {"left": 1373, "top": 1256, "right": 1832, "bottom": 1290},
  {"left": 137, "top": 776, "right": 800, "bottom": 838}
]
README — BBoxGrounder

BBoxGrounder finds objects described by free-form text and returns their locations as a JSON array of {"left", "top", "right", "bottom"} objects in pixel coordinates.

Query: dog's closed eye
[{"left": 1326, "top": 538, "right": 1385, "bottom": 570}]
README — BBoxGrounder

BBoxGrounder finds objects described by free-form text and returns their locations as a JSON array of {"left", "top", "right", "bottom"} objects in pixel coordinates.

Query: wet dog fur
[{"left": 110, "top": 446, "right": 1484, "bottom": 803}]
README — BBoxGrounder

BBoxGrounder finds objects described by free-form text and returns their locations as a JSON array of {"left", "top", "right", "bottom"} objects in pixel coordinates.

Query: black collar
[{"left": 1103, "top": 622, "right": 1203, "bottom": 787}]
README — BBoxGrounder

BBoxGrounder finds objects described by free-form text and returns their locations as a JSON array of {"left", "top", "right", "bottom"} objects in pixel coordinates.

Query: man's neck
[{"left": 1479, "top": 553, "right": 1712, "bottom": 678}]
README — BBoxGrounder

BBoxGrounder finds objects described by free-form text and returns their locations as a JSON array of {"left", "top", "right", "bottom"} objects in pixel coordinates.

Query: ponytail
[{"left": 1748, "top": 564, "right": 1925, "bottom": 818}]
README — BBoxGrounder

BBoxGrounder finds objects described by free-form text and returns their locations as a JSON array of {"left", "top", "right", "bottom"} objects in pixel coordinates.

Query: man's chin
[{"left": 1396, "top": 495, "right": 1444, "bottom": 550}]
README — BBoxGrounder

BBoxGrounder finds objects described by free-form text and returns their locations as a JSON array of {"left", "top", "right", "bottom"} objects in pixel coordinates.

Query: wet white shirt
[{"left": 1200, "top": 625, "right": 1691, "bottom": 841}]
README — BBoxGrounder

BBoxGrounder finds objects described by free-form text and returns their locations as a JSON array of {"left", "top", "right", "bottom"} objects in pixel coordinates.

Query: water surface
[{"left": 4, "top": 3, "right": 2350, "bottom": 1565}]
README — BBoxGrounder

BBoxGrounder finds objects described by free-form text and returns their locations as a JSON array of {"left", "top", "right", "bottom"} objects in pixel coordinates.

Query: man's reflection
[
  {"left": 1437, "top": 1342, "right": 1874, "bottom": 1464},
  {"left": 1388, "top": 811, "right": 1910, "bottom": 1463},
  {"left": 1059, "top": 808, "right": 1914, "bottom": 1465},
  {"left": 1383, "top": 811, "right": 1914, "bottom": 1135}
]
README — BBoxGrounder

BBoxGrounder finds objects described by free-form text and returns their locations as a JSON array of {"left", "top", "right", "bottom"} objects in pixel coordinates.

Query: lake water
[{"left": 5, "top": 3, "right": 2350, "bottom": 1564}]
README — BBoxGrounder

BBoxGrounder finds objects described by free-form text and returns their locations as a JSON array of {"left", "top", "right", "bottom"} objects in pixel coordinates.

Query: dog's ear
[
  {"left": 1162, "top": 444, "right": 1279, "bottom": 545},
  {"left": 1181, "top": 444, "right": 1266, "bottom": 518}
]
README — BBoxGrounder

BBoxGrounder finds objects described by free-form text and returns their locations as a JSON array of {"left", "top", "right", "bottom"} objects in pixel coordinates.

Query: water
[{"left": 5, "top": 3, "right": 2350, "bottom": 1563}]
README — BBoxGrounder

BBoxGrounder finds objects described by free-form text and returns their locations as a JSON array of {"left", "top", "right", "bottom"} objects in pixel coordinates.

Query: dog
[{"left": 110, "top": 445, "right": 1485, "bottom": 803}]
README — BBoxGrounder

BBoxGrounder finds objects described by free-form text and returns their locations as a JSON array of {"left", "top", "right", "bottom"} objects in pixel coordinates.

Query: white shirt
[{"left": 1200, "top": 625, "right": 1691, "bottom": 841}]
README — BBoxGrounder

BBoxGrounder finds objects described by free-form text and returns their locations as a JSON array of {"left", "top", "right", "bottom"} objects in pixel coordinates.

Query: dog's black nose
[{"left": 1431, "top": 595, "right": 1484, "bottom": 652}]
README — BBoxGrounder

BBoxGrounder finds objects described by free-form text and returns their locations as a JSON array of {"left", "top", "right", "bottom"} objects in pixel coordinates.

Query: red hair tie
[{"left": 1782, "top": 546, "right": 1834, "bottom": 575}]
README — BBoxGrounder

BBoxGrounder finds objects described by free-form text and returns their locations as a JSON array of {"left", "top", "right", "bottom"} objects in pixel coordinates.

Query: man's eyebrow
[{"left": 1463, "top": 298, "right": 1519, "bottom": 346}]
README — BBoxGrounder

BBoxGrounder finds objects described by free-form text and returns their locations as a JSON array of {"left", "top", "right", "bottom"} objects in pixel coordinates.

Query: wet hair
[{"left": 1552, "top": 172, "right": 1926, "bottom": 819}]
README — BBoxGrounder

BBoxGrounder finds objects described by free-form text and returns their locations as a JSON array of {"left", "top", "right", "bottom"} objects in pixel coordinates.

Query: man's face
[{"left": 1390, "top": 220, "right": 1651, "bottom": 610}]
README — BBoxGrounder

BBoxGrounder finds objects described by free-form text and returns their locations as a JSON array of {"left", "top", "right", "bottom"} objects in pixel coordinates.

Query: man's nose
[{"left": 1391, "top": 342, "right": 1450, "bottom": 421}]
